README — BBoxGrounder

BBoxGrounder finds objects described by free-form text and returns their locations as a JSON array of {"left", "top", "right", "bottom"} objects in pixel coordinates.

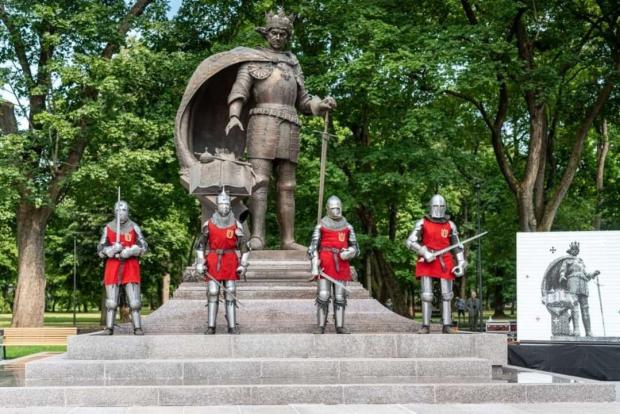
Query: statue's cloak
[{"left": 174, "top": 47, "right": 283, "bottom": 188}]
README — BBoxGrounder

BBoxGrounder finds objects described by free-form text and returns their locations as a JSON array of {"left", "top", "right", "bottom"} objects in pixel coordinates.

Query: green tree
[{"left": 0, "top": 0, "right": 162, "bottom": 326}]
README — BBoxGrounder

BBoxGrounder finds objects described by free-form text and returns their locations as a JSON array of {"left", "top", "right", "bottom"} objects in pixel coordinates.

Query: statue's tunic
[
  {"left": 228, "top": 48, "right": 320, "bottom": 163},
  {"left": 415, "top": 219, "right": 455, "bottom": 281},
  {"left": 319, "top": 225, "right": 352, "bottom": 281},
  {"left": 204, "top": 220, "right": 240, "bottom": 281},
  {"left": 103, "top": 226, "right": 141, "bottom": 285},
  {"left": 561, "top": 257, "right": 590, "bottom": 296}
]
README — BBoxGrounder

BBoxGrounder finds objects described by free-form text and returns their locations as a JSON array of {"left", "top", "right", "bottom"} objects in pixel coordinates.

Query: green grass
[
  {"left": 3, "top": 345, "right": 66, "bottom": 359},
  {"left": 0, "top": 312, "right": 102, "bottom": 328}
]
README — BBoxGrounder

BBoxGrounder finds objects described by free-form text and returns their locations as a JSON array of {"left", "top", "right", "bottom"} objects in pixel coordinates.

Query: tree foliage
[{"left": 0, "top": 0, "right": 619, "bottom": 322}]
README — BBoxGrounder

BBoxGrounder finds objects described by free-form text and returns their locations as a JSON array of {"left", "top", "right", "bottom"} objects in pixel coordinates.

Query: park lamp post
[{"left": 475, "top": 182, "right": 483, "bottom": 332}]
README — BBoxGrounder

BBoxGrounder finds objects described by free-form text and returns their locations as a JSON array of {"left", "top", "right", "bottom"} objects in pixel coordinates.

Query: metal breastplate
[
  {"left": 251, "top": 64, "right": 298, "bottom": 107},
  {"left": 210, "top": 213, "right": 236, "bottom": 228}
]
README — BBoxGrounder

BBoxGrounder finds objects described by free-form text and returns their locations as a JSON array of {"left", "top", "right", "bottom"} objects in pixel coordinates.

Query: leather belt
[{"left": 320, "top": 247, "right": 341, "bottom": 273}]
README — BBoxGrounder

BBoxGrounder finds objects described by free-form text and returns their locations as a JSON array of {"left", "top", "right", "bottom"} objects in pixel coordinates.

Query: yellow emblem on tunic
[
  {"left": 226, "top": 229, "right": 234, "bottom": 239},
  {"left": 441, "top": 228, "right": 449, "bottom": 238},
  {"left": 338, "top": 232, "right": 346, "bottom": 242},
  {"left": 124, "top": 233, "right": 132, "bottom": 242}
]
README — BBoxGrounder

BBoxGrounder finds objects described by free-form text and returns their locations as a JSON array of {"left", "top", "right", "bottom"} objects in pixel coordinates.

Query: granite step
[
  {"left": 123, "top": 298, "right": 419, "bottom": 334},
  {"left": 173, "top": 283, "right": 369, "bottom": 300},
  {"left": 0, "top": 382, "right": 614, "bottom": 407},
  {"left": 25, "top": 356, "right": 492, "bottom": 386},
  {"left": 65, "top": 333, "right": 506, "bottom": 365}
]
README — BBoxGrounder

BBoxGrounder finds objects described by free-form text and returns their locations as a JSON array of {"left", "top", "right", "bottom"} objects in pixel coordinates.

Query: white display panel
[{"left": 517, "top": 231, "right": 620, "bottom": 341}]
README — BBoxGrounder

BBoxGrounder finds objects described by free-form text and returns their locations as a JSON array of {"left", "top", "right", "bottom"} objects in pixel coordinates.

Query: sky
[{"left": 168, "top": 0, "right": 182, "bottom": 18}]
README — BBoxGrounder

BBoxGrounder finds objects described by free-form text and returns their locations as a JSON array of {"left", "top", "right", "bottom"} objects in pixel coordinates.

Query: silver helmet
[
  {"left": 114, "top": 200, "right": 129, "bottom": 224},
  {"left": 429, "top": 194, "right": 446, "bottom": 219},
  {"left": 326, "top": 195, "right": 343, "bottom": 220},
  {"left": 216, "top": 187, "right": 231, "bottom": 216}
]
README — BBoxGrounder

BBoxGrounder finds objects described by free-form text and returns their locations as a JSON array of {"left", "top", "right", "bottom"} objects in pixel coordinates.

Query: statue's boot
[
  {"left": 277, "top": 161, "right": 305, "bottom": 251},
  {"left": 418, "top": 325, "right": 430, "bottom": 334},
  {"left": 249, "top": 159, "right": 271, "bottom": 250},
  {"left": 582, "top": 306, "right": 592, "bottom": 337},
  {"left": 442, "top": 325, "right": 459, "bottom": 334}
]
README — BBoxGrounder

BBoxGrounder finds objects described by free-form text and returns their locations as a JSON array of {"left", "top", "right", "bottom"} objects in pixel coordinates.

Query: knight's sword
[
  {"left": 319, "top": 271, "right": 352, "bottom": 293},
  {"left": 204, "top": 271, "right": 243, "bottom": 307},
  {"left": 419, "top": 231, "right": 489, "bottom": 261}
]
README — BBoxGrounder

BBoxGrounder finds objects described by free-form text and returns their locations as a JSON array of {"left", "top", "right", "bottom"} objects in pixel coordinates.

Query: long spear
[{"left": 596, "top": 276, "right": 605, "bottom": 336}]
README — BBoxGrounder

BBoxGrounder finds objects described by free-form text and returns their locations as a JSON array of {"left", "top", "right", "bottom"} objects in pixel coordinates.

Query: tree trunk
[
  {"left": 593, "top": 119, "right": 609, "bottom": 230},
  {"left": 492, "top": 281, "right": 506, "bottom": 318},
  {"left": 11, "top": 203, "right": 51, "bottom": 327},
  {"left": 162, "top": 273, "right": 170, "bottom": 304}
]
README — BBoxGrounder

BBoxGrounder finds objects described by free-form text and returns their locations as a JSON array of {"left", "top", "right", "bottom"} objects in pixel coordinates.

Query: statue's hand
[
  {"left": 318, "top": 96, "right": 337, "bottom": 112},
  {"left": 225, "top": 117, "right": 244, "bottom": 135},
  {"left": 591, "top": 270, "right": 601, "bottom": 279}
]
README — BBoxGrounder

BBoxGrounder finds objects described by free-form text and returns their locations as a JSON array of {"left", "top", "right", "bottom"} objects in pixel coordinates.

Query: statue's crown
[
  {"left": 265, "top": 7, "right": 294, "bottom": 32},
  {"left": 569, "top": 241, "right": 579, "bottom": 250}
]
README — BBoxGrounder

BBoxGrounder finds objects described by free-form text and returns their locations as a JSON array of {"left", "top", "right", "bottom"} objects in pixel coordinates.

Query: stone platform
[{"left": 1, "top": 250, "right": 615, "bottom": 407}]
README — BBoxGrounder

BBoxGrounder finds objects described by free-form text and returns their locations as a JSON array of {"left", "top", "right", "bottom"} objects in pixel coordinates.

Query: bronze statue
[{"left": 174, "top": 7, "right": 335, "bottom": 250}]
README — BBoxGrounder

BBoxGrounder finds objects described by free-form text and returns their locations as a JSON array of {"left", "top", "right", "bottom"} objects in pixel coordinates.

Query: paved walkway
[{"left": 2, "top": 403, "right": 620, "bottom": 414}]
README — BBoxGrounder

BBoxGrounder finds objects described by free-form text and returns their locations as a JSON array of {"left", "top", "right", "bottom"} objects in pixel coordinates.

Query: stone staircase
[{"left": 0, "top": 250, "right": 615, "bottom": 407}]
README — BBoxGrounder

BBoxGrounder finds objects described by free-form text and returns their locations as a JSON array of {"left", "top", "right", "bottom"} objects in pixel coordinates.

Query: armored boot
[
  {"left": 440, "top": 279, "right": 457, "bottom": 334},
  {"left": 104, "top": 284, "right": 119, "bottom": 335},
  {"left": 334, "top": 284, "right": 349, "bottom": 334},
  {"left": 417, "top": 325, "right": 430, "bottom": 334},
  {"left": 206, "top": 280, "right": 219, "bottom": 335},
  {"left": 125, "top": 283, "right": 143, "bottom": 336},
  {"left": 315, "top": 299, "right": 328, "bottom": 334}
]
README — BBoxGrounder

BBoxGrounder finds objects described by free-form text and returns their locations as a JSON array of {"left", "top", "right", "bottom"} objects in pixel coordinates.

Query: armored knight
[
  {"left": 559, "top": 242, "right": 600, "bottom": 336},
  {"left": 406, "top": 194, "right": 466, "bottom": 334},
  {"left": 308, "top": 196, "right": 359, "bottom": 334},
  {"left": 224, "top": 7, "right": 336, "bottom": 251},
  {"left": 196, "top": 188, "right": 249, "bottom": 334},
  {"left": 97, "top": 201, "right": 148, "bottom": 335}
]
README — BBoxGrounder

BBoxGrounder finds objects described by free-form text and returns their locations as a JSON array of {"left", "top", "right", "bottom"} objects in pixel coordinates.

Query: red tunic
[
  {"left": 319, "top": 226, "right": 352, "bottom": 281},
  {"left": 204, "top": 221, "right": 239, "bottom": 281},
  {"left": 414, "top": 219, "right": 455, "bottom": 280},
  {"left": 103, "top": 226, "right": 141, "bottom": 286}
]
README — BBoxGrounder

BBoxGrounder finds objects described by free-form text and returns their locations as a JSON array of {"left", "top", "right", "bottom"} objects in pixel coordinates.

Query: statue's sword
[
  {"left": 419, "top": 231, "right": 489, "bottom": 262},
  {"left": 596, "top": 277, "right": 605, "bottom": 336}
]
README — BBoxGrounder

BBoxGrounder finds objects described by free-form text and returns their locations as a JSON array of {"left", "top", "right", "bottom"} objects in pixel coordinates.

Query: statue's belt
[
  {"left": 250, "top": 104, "right": 301, "bottom": 126},
  {"left": 206, "top": 249, "right": 239, "bottom": 272}
]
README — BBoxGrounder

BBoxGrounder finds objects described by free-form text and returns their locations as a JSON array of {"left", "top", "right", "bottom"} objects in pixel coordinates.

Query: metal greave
[
  {"left": 124, "top": 283, "right": 142, "bottom": 330},
  {"left": 104, "top": 284, "right": 119, "bottom": 330},
  {"left": 224, "top": 280, "right": 237, "bottom": 329},
  {"left": 440, "top": 279, "right": 453, "bottom": 326},
  {"left": 207, "top": 280, "right": 220, "bottom": 328},
  {"left": 334, "top": 282, "right": 347, "bottom": 329},
  {"left": 420, "top": 277, "right": 433, "bottom": 326},
  {"left": 316, "top": 278, "right": 331, "bottom": 328}
]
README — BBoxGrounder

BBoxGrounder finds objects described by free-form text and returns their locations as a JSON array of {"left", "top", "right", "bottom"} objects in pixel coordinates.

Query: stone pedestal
[{"left": 2, "top": 250, "right": 614, "bottom": 407}]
